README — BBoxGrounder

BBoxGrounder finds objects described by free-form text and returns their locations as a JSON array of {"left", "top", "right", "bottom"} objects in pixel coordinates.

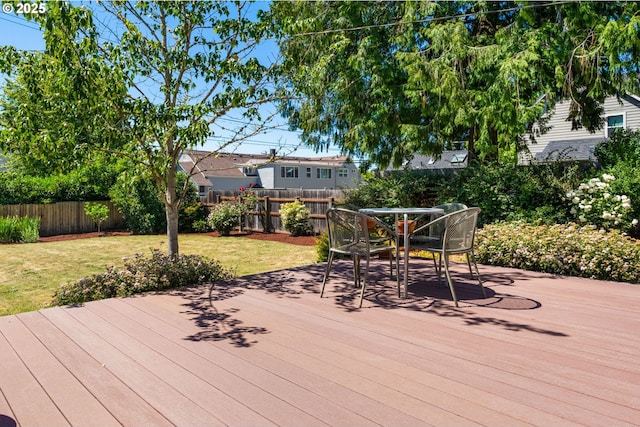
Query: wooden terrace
[{"left": 1, "top": 258, "right": 639, "bottom": 426}]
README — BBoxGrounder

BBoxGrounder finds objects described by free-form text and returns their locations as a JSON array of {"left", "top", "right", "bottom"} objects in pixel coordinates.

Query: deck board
[{"left": 1, "top": 258, "right": 639, "bottom": 426}]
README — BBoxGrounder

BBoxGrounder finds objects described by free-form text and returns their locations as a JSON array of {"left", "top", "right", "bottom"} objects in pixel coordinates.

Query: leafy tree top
[{"left": 272, "top": 1, "right": 640, "bottom": 168}]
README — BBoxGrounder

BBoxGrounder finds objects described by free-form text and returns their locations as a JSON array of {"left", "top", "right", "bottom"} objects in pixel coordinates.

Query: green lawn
[{"left": 0, "top": 233, "right": 317, "bottom": 317}]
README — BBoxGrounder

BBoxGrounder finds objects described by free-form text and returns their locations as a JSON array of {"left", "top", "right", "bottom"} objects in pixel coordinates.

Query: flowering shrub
[
  {"left": 475, "top": 222, "right": 640, "bottom": 283},
  {"left": 207, "top": 201, "right": 242, "bottom": 235},
  {"left": 51, "top": 250, "right": 234, "bottom": 306},
  {"left": 566, "top": 174, "right": 638, "bottom": 232},
  {"left": 236, "top": 185, "right": 259, "bottom": 214},
  {"left": 280, "top": 200, "right": 313, "bottom": 236}
]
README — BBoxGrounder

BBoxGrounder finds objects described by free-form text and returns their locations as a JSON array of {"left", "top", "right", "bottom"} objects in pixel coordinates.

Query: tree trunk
[
  {"left": 166, "top": 200, "right": 179, "bottom": 257},
  {"left": 165, "top": 166, "right": 179, "bottom": 257}
]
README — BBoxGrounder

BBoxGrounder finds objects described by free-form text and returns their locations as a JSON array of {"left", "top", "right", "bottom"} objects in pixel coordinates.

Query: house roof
[
  {"left": 534, "top": 137, "right": 603, "bottom": 162},
  {"left": 401, "top": 150, "right": 469, "bottom": 170},
  {"left": 180, "top": 150, "right": 353, "bottom": 179}
]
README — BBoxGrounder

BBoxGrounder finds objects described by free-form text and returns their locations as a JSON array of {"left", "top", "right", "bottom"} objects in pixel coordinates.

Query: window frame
[
  {"left": 317, "top": 167, "right": 332, "bottom": 179},
  {"left": 605, "top": 112, "right": 626, "bottom": 138},
  {"left": 280, "top": 166, "right": 299, "bottom": 179}
]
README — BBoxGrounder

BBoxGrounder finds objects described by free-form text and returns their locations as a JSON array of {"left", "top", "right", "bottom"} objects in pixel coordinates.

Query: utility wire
[{"left": 285, "top": 0, "right": 574, "bottom": 38}]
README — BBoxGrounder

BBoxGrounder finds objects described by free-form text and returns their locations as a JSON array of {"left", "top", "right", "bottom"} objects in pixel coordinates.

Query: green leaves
[{"left": 274, "top": 1, "right": 640, "bottom": 168}]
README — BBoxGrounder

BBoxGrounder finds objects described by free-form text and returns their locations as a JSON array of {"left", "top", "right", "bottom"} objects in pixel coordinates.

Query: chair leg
[
  {"left": 354, "top": 255, "right": 361, "bottom": 288},
  {"left": 470, "top": 253, "right": 487, "bottom": 298},
  {"left": 358, "top": 255, "right": 370, "bottom": 308},
  {"left": 442, "top": 254, "right": 459, "bottom": 307},
  {"left": 432, "top": 253, "right": 443, "bottom": 286},
  {"left": 395, "top": 248, "right": 402, "bottom": 298},
  {"left": 321, "top": 252, "right": 335, "bottom": 298}
]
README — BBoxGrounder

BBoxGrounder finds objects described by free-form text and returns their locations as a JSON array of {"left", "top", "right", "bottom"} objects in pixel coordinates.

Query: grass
[{"left": 0, "top": 233, "right": 317, "bottom": 317}]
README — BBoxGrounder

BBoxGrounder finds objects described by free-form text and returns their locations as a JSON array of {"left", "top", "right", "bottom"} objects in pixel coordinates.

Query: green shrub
[
  {"left": 343, "top": 170, "right": 444, "bottom": 208},
  {"left": 439, "top": 163, "right": 591, "bottom": 225},
  {"left": 110, "top": 171, "right": 200, "bottom": 234},
  {"left": 179, "top": 201, "right": 208, "bottom": 233},
  {"left": 604, "top": 162, "right": 640, "bottom": 238},
  {"left": 475, "top": 222, "right": 640, "bottom": 283},
  {"left": 19, "top": 217, "right": 40, "bottom": 243},
  {"left": 192, "top": 219, "right": 209, "bottom": 233},
  {"left": 109, "top": 172, "right": 166, "bottom": 234},
  {"left": 315, "top": 230, "right": 330, "bottom": 262},
  {"left": 0, "top": 163, "right": 117, "bottom": 204},
  {"left": 0, "top": 216, "right": 40, "bottom": 243},
  {"left": 280, "top": 200, "right": 313, "bottom": 236},
  {"left": 345, "top": 164, "right": 592, "bottom": 226},
  {"left": 207, "top": 201, "right": 242, "bottom": 235},
  {"left": 51, "top": 250, "right": 234, "bottom": 306},
  {"left": 594, "top": 128, "right": 640, "bottom": 168}
]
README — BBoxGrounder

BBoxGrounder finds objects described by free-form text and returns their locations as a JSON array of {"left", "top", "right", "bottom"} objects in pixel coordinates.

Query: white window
[
  {"left": 338, "top": 168, "right": 348, "bottom": 178},
  {"left": 281, "top": 166, "right": 299, "bottom": 178},
  {"left": 306, "top": 167, "right": 312, "bottom": 178},
  {"left": 317, "top": 168, "right": 332, "bottom": 179},
  {"left": 243, "top": 166, "right": 258, "bottom": 176},
  {"left": 606, "top": 113, "right": 625, "bottom": 137},
  {"left": 450, "top": 153, "right": 468, "bottom": 164}
]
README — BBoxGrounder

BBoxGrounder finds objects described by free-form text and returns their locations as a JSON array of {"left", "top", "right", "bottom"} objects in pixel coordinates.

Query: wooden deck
[{"left": 1, "top": 258, "right": 639, "bottom": 427}]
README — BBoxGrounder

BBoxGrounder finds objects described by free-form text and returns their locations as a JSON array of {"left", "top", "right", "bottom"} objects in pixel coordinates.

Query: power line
[
  {"left": 283, "top": 1, "right": 573, "bottom": 39},
  {"left": 0, "top": 15, "right": 41, "bottom": 32}
]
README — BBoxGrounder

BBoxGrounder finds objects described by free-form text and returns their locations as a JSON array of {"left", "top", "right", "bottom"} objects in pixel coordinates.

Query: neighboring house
[
  {"left": 521, "top": 94, "right": 640, "bottom": 164},
  {"left": 178, "top": 149, "right": 363, "bottom": 196}
]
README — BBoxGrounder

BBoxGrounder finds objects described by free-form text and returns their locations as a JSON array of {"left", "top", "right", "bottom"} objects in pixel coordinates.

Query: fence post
[{"left": 263, "top": 196, "right": 272, "bottom": 233}]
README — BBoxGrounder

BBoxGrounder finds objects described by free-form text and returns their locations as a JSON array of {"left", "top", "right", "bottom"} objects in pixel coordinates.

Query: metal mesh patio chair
[
  {"left": 320, "top": 207, "right": 397, "bottom": 308},
  {"left": 425, "top": 203, "right": 468, "bottom": 241},
  {"left": 408, "top": 207, "right": 486, "bottom": 307}
]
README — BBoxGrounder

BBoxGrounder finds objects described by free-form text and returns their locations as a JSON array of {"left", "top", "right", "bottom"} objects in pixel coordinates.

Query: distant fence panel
[
  {"left": 0, "top": 201, "right": 125, "bottom": 237},
  {"left": 204, "top": 189, "right": 346, "bottom": 234}
]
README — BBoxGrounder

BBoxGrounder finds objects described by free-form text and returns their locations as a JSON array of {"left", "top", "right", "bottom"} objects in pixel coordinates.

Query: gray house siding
[
  {"left": 271, "top": 162, "right": 361, "bottom": 190},
  {"left": 257, "top": 168, "right": 275, "bottom": 189},
  {"left": 522, "top": 95, "right": 640, "bottom": 164}
]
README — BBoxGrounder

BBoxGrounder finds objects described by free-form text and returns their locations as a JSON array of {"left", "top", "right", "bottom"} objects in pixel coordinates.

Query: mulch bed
[{"left": 38, "top": 230, "right": 318, "bottom": 246}]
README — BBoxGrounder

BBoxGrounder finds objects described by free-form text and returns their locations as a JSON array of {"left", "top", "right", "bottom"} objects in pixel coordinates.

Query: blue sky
[{"left": 0, "top": 7, "right": 341, "bottom": 159}]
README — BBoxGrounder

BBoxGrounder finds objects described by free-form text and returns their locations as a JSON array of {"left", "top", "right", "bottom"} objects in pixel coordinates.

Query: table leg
[
  {"left": 403, "top": 213, "right": 409, "bottom": 298},
  {"left": 394, "top": 213, "right": 400, "bottom": 297}
]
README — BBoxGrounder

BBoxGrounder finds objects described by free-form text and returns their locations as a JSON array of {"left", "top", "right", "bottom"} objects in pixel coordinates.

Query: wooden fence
[
  {"left": 0, "top": 201, "right": 125, "bottom": 237},
  {"left": 205, "top": 189, "right": 346, "bottom": 234}
]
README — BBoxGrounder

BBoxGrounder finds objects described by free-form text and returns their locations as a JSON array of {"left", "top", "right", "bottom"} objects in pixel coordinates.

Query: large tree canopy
[
  {"left": 0, "top": 1, "right": 284, "bottom": 256},
  {"left": 272, "top": 1, "right": 640, "bottom": 167},
  {"left": 0, "top": 49, "right": 127, "bottom": 175}
]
